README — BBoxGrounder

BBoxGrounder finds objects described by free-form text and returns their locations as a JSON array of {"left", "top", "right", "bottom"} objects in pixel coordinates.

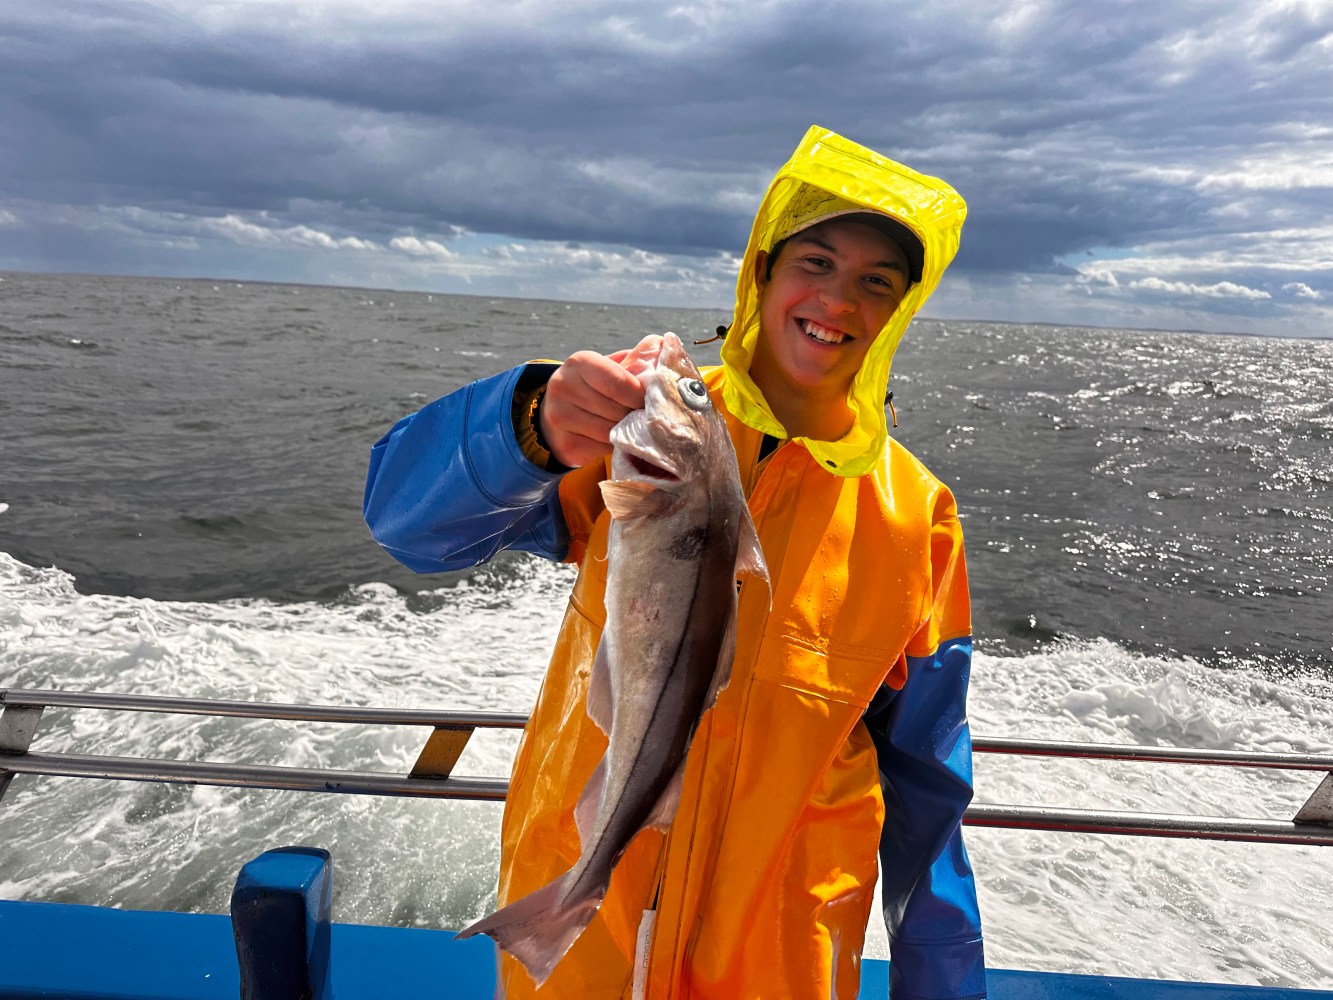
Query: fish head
[{"left": 608, "top": 333, "right": 727, "bottom": 492}]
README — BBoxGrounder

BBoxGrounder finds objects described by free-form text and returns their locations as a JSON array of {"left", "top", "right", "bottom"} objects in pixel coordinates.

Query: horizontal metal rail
[
  {"left": 965, "top": 803, "right": 1332, "bottom": 846},
  {"left": 3, "top": 751, "right": 1329, "bottom": 846},
  {"left": 972, "top": 736, "right": 1333, "bottom": 772},
  {"left": 3, "top": 688, "right": 1331, "bottom": 845},
  {"left": 0, "top": 688, "right": 529, "bottom": 730},
  {"left": 6, "top": 751, "right": 510, "bottom": 801}
]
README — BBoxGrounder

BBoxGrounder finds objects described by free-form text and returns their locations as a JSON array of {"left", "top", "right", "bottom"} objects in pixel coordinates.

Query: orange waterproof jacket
[{"left": 364, "top": 127, "right": 986, "bottom": 998}]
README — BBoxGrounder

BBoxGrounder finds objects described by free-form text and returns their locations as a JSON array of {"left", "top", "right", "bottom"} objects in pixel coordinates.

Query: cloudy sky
[{"left": 2, "top": 0, "right": 1331, "bottom": 336}]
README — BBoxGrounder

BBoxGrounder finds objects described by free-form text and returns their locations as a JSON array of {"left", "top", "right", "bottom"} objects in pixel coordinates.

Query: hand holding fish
[{"left": 539, "top": 334, "right": 662, "bottom": 468}]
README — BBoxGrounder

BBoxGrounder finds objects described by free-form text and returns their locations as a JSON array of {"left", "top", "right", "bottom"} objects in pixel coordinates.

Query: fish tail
[{"left": 454, "top": 874, "right": 601, "bottom": 987}]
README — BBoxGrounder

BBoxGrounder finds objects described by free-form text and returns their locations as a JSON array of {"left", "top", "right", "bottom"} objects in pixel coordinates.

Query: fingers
[
  {"left": 540, "top": 341, "right": 660, "bottom": 468},
  {"left": 571, "top": 352, "right": 645, "bottom": 414},
  {"left": 621, "top": 335, "right": 665, "bottom": 378},
  {"left": 542, "top": 425, "right": 614, "bottom": 470},
  {"left": 611, "top": 334, "right": 663, "bottom": 377}
]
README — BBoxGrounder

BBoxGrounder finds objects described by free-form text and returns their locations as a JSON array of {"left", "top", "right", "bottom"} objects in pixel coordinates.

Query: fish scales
[{"left": 457, "top": 332, "right": 767, "bottom": 986}]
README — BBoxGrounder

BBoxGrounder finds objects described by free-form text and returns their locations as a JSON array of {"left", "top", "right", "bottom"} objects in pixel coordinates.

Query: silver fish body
[{"left": 457, "top": 332, "right": 767, "bottom": 986}]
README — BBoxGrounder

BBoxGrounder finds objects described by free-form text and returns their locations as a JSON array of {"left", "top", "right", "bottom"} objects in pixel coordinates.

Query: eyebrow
[{"left": 792, "top": 233, "right": 908, "bottom": 274}]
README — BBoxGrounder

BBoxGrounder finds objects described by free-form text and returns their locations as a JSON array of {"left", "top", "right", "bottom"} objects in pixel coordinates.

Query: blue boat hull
[{"left": 2, "top": 896, "right": 1329, "bottom": 1000}]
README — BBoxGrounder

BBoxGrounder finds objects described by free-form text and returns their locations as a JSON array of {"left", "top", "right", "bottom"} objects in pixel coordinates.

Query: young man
[{"left": 364, "top": 126, "right": 985, "bottom": 998}]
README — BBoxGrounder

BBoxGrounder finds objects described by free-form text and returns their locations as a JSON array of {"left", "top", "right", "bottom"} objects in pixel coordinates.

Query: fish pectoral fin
[
  {"left": 643, "top": 765, "right": 686, "bottom": 833},
  {"left": 735, "top": 507, "right": 770, "bottom": 595},
  {"left": 574, "top": 756, "right": 607, "bottom": 848},
  {"left": 586, "top": 642, "right": 613, "bottom": 735},
  {"left": 704, "top": 604, "right": 738, "bottom": 709},
  {"left": 599, "top": 479, "right": 676, "bottom": 520}
]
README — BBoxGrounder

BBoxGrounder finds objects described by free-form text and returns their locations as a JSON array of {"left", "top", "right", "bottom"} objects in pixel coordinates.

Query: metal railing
[
  {"left": 2, "top": 687, "right": 1331, "bottom": 846},
  {"left": 967, "top": 737, "right": 1333, "bottom": 845}
]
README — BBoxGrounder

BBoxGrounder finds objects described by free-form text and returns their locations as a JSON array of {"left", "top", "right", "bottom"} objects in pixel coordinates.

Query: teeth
[{"left": 803, "top": 320, "right": 846, "bottom": 344}]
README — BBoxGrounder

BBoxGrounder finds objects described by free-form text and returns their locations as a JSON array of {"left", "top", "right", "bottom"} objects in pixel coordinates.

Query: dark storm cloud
[{"left": 2, "top": 0, "right": 1330, "bottom": 329}]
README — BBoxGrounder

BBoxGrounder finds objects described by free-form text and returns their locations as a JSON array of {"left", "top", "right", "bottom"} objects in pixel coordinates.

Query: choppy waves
[{"left": 2, "top": 550, "right": 1330, "bottom": 987}]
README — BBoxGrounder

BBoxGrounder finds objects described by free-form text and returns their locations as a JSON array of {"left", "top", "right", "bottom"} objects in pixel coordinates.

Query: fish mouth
[{"left": 626, "top": 453, "right": 680, "bottom": 482}]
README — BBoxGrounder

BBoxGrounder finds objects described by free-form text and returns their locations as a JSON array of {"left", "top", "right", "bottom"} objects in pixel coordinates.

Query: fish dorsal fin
[
  {"left": 643, "top": 764, "right": 686, "bottom": 833},
  {"left": 574, "top": 756, "right": 607, "bottom": 848},
  {"left": 599, "top": 479, "right": 676, "bottom": 521},
  {"left": 586, "top": 642, "right": 613, "bottom": 735}
]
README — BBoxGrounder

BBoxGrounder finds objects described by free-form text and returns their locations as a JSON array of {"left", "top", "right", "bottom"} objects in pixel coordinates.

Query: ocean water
[{"left": 1, "top": 271, "right": 1331, "bottom": 988}]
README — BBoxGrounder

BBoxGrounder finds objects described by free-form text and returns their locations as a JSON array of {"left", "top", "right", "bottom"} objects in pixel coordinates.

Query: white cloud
[
  {"left": 1196, "top": 160, "right": 1333, "bottom": 191},
  {"left": 6, "top": 200, "right": 389, "bottom": 257},
  {"left": 287, "top": 225, "right": 377, "bottom": 251},
  {"left": 1072, "top": 231, "right": 1333, "bottom": 282},
  {"left": 440, "top": 240, "right": 689, "bottom": 282},
  {"left": 390, "top": 236, "right": 455, "bottom": 258},
  {"left": 201, "top": 215, "right": 378, "bottom": 251},
  {"left": 1074, "top": 265, "right": 1121, "bottom": 289},
  {"left": 991, "top": 0, "right": 1048, "bottom": 37},
  {"left": 1128, "top": 276, "right": 1271, "bottom": 300},
  {"left": 1129, "top": 154, "right": 1333, "bottom": 194},
  {"left": 1283, "top": 281, "right": 1324, "bottom": 300}
]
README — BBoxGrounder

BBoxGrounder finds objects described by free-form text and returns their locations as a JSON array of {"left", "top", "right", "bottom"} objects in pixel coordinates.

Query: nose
[{"left": 819, "top": 272, "right": 860, "bottom": 314}]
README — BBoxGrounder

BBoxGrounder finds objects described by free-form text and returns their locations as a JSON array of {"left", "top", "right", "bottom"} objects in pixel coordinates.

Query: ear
[{"left": 754, "top": 249, "right": 770, "bottom": 290}]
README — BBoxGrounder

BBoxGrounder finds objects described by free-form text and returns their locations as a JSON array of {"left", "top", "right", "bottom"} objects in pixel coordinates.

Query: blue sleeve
[
  {"left": 362, "top": 363, "right": 570, "bottom": 573},
  {"left": 864, "top": 636, "right": 986, "bottom": 999}
]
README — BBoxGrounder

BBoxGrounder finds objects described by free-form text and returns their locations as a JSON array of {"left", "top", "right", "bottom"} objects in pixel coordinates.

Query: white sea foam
[
  {"left": 940, "top": 640, "right": 1333, "bottom": 988},
  {"left": 1, "top": 551, "right": 1329, "bottom": 988}
]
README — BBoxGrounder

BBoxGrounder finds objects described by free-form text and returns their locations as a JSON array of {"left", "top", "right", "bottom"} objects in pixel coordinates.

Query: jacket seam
[
  {"left": 752, "top": 674, "right": 873, "bottom": 711},
  {"left": 778, "top": 630, "right": 902, "bottom": 663}
]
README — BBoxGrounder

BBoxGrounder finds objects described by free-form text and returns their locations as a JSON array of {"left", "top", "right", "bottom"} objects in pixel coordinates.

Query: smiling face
[{"left": 750, "top": 218, "right": 912, "bottom": 431}]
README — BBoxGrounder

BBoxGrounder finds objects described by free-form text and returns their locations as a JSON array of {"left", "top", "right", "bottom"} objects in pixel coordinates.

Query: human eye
[{"left": 863, "top": 273, "right": 901, "bottom": 295}]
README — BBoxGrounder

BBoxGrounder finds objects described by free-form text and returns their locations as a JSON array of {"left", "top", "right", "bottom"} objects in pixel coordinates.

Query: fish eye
[{"left": 676, "top": 376, "right": 710, "bottom": 411}]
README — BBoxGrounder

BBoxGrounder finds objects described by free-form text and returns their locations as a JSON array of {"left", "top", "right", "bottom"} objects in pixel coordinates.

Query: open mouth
[
  {"left": 802, "top": 319, "right": 850, "bottom": 345},
  {"left": 628, "top": 454, "right": 678, "bottom": 481}
]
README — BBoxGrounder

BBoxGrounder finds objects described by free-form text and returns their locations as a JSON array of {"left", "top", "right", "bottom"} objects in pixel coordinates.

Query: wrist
[{"left": 513, "top": 380, "right": 572, "bottom": 474}]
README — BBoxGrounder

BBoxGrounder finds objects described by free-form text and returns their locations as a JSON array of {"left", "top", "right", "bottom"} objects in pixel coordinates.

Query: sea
[{"left": 1, "top": 270, "right": 1330, "bottom": 989}]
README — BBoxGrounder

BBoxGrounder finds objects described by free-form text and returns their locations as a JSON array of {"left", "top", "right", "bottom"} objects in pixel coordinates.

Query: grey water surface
[{"left": 3, "top": 270, "right": 1328, "bottom": 670}]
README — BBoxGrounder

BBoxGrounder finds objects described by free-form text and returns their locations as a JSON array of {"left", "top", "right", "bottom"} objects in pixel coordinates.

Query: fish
[{"left": 456, "top": 332, "right": 768, "bottom": 986}]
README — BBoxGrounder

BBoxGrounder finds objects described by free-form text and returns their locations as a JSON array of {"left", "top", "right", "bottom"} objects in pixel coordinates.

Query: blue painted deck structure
[{"left": 1, "top": 847, "right": 1328, "bottom": 1000}]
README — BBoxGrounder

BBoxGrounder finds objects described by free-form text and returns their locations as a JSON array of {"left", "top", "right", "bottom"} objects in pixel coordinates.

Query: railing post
[
  {"left": 231, "top": 846, "right": 333, "bottom": 1000},
  {"left": 409, "top": 725, "right": 475, "bottom": 779},
  {"left": 1295, "top": 773, "right": 1333, "bottom": 826},
  {"left": 0, "top": 704, "right": 43, "bottom": 803}
]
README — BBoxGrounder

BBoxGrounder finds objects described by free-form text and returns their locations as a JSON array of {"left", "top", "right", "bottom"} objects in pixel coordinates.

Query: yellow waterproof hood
[{"left": 720, "top": 125, "right": 967, "bottom": 477}]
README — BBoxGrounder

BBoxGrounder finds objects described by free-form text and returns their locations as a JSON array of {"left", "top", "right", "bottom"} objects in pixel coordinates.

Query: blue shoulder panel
[{"left": 363, "top": 364, "right": 569, "bottom": 573}]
